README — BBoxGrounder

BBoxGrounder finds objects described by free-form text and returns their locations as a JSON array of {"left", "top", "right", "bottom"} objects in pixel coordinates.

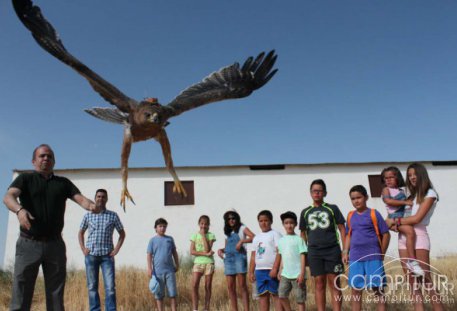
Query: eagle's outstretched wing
[
  {"left": 164, "top": 50, "right": 278, "bottom": 118},
  {"left": 84, "top": 108, "right": 129, "bottom": 125},
  {"left": 12, "top": 0, "right": 138, "bottom": 113}
]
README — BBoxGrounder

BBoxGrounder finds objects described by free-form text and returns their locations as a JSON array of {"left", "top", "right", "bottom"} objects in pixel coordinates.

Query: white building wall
[{"left": 4, "top": 162, "right": 456, "bottom": 270}]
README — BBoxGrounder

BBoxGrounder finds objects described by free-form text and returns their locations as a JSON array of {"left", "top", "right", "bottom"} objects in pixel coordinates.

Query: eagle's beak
[{"left": 150, "top": 113, "right": 160, "bottom": 124}]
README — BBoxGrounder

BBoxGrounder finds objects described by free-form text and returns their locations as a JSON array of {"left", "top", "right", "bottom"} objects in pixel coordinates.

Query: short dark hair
[
  {"left": 257, "top": 210, "right": 273, "bottom": 223},
  {"left": 198, "top": 215, "right": 210, "bottom": 224},
  {"left": 349, "top": 185, "right": 368, "bottom": 197},
  {"left": 155, "top": 218, "right": 168, "bottom": 228},
  {"left": 32, "top": 144, "right": 54, "bottom": 161},
  {"left": 310, "top": 179, "right": 327, "bottom": 193},
  {"left": 280, "top": 211, "right": 297, "bottom": 224},
  {"left": 95, "top": 189, "right": 108, "bottom": 198}
]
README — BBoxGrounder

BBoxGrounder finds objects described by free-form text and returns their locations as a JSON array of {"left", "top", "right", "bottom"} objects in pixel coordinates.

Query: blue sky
[{"left": 1, "top": 0, "right": 457, "bottom": 265}]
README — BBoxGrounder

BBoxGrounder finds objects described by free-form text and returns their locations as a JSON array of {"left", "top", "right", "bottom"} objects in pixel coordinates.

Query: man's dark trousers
[{"left": 10, "top": 236, "right": 66, "bottom": 311}]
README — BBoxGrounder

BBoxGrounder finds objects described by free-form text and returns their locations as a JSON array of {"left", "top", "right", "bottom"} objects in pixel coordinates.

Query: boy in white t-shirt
[
  {"left": 278, "top": 211, "right": 307, "bottom": 311},
  {"left": 249, "top": 210, "right": 283, "bottom": 311}
]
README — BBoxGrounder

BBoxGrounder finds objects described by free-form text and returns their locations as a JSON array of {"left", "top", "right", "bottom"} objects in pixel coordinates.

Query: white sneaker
[{"left": 406, "top": 260, "right": 425, "bottom": 277}]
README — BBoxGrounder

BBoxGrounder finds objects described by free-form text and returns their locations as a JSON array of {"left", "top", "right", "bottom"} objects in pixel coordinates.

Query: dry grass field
[{"left": 1, "top": 255, "right": 455, "bottom": 310}]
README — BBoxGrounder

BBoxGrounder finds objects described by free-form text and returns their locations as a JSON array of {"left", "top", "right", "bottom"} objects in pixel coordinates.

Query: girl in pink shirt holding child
[{"left": 381, "top": 166, "right": 424, "bottom": 276}]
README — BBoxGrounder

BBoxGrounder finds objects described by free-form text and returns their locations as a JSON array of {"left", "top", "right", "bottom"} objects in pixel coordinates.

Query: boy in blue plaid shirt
[{"left": 79, "top": 189, "right": 126, "bottom": 311}]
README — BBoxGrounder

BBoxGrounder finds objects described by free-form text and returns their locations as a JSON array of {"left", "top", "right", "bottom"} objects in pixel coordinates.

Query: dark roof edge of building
[{"left": 12, "top": 160, "right": 457, "bottom": 174}]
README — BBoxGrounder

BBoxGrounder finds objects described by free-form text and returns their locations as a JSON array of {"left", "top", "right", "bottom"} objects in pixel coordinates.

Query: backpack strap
[
  {"left": 347, "top": 209, "right": 382, "bottom": 249},
  {"left": 370, "top": 208, "right": 382, "bottom": 248},
  {"left": 347, "top": 210, "right": 355, "bottom": 240}
]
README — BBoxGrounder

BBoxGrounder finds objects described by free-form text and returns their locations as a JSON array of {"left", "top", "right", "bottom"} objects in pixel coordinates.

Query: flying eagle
[{"left": 13, "top": 0, "right": 278, "bottom": 210}]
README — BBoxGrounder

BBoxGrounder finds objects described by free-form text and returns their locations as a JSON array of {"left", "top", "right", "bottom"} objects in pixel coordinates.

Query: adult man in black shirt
[{"left": 3, "top": 144, "right": 96, "bottom": 311}]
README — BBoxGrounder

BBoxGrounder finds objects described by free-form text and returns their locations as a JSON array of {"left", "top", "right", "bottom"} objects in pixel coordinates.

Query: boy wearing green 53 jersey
[{"left": 299, "top": 179, "right": 346, "bottom": 311}]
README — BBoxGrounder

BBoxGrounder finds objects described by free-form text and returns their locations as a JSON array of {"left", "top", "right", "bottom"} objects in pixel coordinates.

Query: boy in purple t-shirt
[{"left": 343, "top": 185, "right": 390, "bottom": 311}]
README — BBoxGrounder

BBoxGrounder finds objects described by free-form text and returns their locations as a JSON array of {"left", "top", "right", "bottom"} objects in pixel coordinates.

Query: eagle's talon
[
  {"left": 173, "top": 182, "right": 187, "bottom": 198},
  {"left": 120, "top": 188, "right": 135, "bottom": 211}
]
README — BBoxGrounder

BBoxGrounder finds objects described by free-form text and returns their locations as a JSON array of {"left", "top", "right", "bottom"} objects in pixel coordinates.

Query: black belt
[{"left": 20, "top": 232, "right": 62, "bottom": 241}]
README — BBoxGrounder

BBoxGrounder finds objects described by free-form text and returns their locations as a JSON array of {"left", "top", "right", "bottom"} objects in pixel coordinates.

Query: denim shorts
[
  {"left": 224, "top": 252, "right": 247, "bottom": 275},
  {"left": 387, "top": 208, "right": 405, "bottom": 219},
  {"left": 154, "top": 272, "right": 177, "bottom": 300},
  {"left": 348, "top": 260, "right": 386, "bottom": 289}
]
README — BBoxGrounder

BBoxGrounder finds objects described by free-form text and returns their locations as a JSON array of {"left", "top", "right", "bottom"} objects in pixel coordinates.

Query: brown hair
[
  {"left": 95, "top": 189, "right": 108, "bottom": 199},
  {"left": 155, "top": 218, "right": 168, "bottom": 228},
  {"left": 257, "top": 210, "right": 273, "bottom": 223},
  {"left": 349, "top": 185, "right": 368, "bottom": 197},
  {"left": 223, "top": 211, "right": 241, "bottom": 236},
  {"left": 406, "top": 163, "right": 435, "bottom": 204},
  {"left": 198, "top": 215, "right": 210, "bottom": 224},
  {"left": 381, "top": 166, "right": 406, "bottom": 187},
  {"left": 310, "top": 179, "right": 327, "bottom": 193}
]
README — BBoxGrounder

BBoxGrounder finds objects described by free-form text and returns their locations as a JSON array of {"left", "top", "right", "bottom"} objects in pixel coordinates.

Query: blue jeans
[{"left": 85, "top": 255, "right": 116, "bottom": 311}]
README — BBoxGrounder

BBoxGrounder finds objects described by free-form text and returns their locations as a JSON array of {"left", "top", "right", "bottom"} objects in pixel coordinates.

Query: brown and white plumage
[{"left": 13, "top": 0, "right": 278, "bottom": 210}]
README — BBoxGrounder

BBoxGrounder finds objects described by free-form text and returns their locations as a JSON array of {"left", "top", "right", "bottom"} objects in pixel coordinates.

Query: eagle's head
[{"left": 136, "top": 98, "right": 164, "bottom": 126}]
